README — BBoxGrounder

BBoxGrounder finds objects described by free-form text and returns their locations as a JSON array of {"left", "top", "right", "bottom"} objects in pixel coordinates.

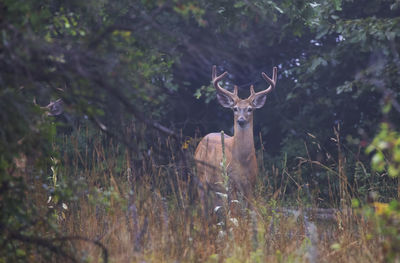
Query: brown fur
[{"left": 194, "top": 66, "right": 277, "bottom": 200}]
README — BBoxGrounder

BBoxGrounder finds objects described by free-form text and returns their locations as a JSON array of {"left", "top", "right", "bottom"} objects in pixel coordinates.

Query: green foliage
[
  {"left": 362, "top": 201, "right": 400, "bottom": 262},
  {"left": 367, "top": 123, "right": 400, "bottom": 178},
  {"left": 194, "top": 84, "right": 217, "bottom": 103}
]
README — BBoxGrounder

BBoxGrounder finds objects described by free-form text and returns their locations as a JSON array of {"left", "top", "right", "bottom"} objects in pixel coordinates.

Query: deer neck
[{"left": 232, "top": 121, "right": 255, "bottom": 162}]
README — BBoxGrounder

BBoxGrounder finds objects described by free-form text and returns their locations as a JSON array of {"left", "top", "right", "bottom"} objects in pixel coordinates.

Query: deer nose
[{"left": 237, "top": 117, "right": 246, "bottom": 127}]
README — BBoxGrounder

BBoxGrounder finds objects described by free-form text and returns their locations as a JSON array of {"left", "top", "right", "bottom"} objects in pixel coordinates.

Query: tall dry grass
[{"left": 38, "top": 125, "right": 388, "bottom": 263}]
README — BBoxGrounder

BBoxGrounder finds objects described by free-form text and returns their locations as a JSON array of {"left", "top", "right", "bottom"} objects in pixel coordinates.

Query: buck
[{"left": 195, "top": 65, "right": 277, "bottom": 201}]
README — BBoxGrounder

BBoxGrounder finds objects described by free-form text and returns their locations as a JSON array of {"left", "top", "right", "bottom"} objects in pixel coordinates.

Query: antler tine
[
  {"left": 247, "top": 67, "right": 277, "bottom": 101},
  {"left": 257, "top": 66, "right": 277, "bottom": 96},
  {"left": 249, "top": 85, "right": 255, "bottom": 96},
  {"left": 212, "top": 65, "right": 237, "bottom": 99}
]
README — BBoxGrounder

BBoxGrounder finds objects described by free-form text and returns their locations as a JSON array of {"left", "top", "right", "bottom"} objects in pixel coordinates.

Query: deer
[{"left": 194, "top": 65, "right": 277, "bottom": 207}]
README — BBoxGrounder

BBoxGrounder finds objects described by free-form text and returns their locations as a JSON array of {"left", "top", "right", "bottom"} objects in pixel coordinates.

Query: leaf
[
  {"left": 382, "top": 102, "right": 392, "bottom": 114},
  {"left": 233, "top": 1, "right": 246, "bottom": 8},
  {"left": 373, "top": 202, "right": 389, "bottom": 215},
  {"left": 371, "top": 152, "right": 384, "bottom": 171},
  {"left": 333, "top": 0, "right": 342, "bottom": 11},
  {"left": 194, "top": 89, "right": 202, "bottom": 99},
  {"left": 336, "top": 81, "right": 353, "bottom": 94},
  {"left": 267, "top": 1, "right": 284, "bottom": 14},
  {"left": 316, "top": 25, "right": 330, "bottom": 39},
  {"left": 385, "top": 31, "right": 396, "bottom": 41},
  {"left": 285, "top": 92, "right": 297, "bottom": 100},
  {"left": 331, "top": 243, "right": 341, "bottom": 250},
  {"left": 16, "top": 249, "right": 26, "bottom": 257},
  {"left": 351, "top": 199, "right": 360, "bottom": 208},
  {"left": 309, "top": 57, "right": 327, "bottom": 72},
  {"left": 388, "top": 165, "right": 400, "bottom": 178}
]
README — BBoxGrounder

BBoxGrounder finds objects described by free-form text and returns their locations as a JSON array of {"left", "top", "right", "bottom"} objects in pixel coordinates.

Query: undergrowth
[{"left": 20, "top": 124, "right": 400, "bottom": 262}]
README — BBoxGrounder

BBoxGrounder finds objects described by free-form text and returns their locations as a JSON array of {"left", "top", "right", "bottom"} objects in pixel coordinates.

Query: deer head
[{"left": 212, "top": 65, "right": 278, "bottom": 128}]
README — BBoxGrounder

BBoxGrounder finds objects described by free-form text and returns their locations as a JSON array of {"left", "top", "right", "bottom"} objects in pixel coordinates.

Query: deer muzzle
[{"left": 237, "top": 117, "right": 246, "bottom": 127}]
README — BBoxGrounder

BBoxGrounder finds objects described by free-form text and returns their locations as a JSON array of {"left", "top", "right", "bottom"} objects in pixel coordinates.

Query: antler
[
  {"left": 212, "top": 65, "right": 238, "bottom": 99},
  {"left": 248, "top": 67, "right": 278, "bottom": 100}
]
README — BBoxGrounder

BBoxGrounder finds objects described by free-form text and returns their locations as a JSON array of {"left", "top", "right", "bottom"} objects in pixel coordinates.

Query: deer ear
[
  {"left": 217, "top": 93, "right": 235, "bottom": 108},
  {"left": 252, "top": 94, "right": 267, "bottom": 109}
]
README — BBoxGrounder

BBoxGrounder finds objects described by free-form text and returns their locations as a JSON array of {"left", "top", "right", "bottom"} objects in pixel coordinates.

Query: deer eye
[
  {"left": 247, "top": 107, "right": 253, "bottom": 112},
  {"left": 233, "top": 106, "right": 238, "bottom": 112}
]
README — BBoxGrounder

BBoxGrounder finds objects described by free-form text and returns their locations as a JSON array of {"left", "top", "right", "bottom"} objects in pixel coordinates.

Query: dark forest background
[{"left": 1, "top": 0, "right": 400, "bottom": 262}]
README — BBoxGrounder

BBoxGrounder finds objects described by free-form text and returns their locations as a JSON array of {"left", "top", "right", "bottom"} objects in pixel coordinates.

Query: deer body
[
  {"left": 194, "top": 129, "right": 257, "bottom": 197},
  {"left": 195, "top": 66, "right": 277, "bottom": 199}
]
